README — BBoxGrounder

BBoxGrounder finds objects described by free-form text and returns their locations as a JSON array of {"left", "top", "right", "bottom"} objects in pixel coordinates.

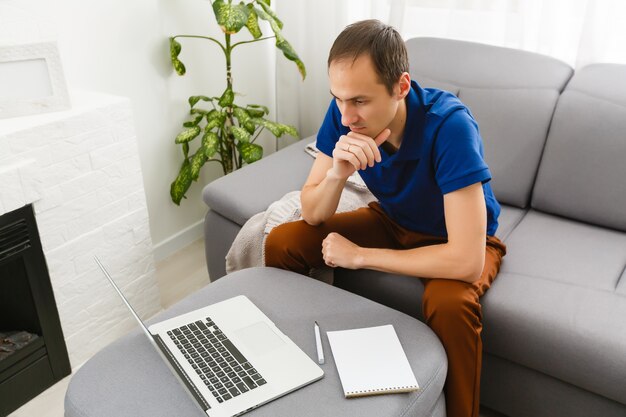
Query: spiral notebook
[{"left": 327, "top": 325, "right": 419, "bottom": 398}]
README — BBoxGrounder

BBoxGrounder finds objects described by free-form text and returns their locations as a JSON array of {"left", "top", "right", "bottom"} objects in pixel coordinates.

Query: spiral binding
[{"left": 346, "top": 385, "right": 420, "bottom": 397}]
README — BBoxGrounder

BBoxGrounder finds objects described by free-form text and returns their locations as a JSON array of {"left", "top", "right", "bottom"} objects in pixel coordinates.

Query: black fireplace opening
[{"left": 0, "top": 205, "right": 71, "bottom": 416}]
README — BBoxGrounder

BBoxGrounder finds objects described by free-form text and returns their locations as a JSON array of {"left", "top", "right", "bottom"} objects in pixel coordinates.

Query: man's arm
[
  {"left": 300, "top": 154, "right": 347, "bottom": 225},
  {"left": 301, "top": 129, "right": 389, "bottom": 225},
  {"left": 321, "top": 182, "right": 487, "bottom": 283}
]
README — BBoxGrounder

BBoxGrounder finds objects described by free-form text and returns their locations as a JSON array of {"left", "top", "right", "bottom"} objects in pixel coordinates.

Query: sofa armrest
[{"left": 202, "top": 137, "right": 314, "bottom": 226}]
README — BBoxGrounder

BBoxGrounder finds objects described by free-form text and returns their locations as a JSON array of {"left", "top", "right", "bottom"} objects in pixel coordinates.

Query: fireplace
[{"left": 0, "top": 204, "right": 71, "bottom": 416}]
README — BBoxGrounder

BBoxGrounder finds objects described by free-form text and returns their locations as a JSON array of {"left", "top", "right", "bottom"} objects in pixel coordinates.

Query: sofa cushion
[
  {"left": 482, "top": 210, "right": 626, "bottom": 404},
  {"left": 494, "top": 204, "right": 526, "bottom": 242},
  {"left": 532, "top": 64, "right": 626, "bottom": 232},
  {"left": 406, "top": 37, "right": 573, "bottom": 209},
  {"left": 202, "top": 139, "right": 313, "bottom": 226},
  {"left": 458, "top": 88, "right": 559, "bottom": 207}
]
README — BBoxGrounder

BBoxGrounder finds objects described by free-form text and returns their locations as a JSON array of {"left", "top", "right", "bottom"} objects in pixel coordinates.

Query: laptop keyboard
[{"left": 167, "top": 318, "right": 267, "bottom": 403}]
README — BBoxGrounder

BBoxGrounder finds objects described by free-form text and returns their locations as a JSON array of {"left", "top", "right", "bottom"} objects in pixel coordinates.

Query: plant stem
[
  {"left": 172, "top": 35, "right": 226, "bottom": 54},
  {"left": 225, "top": 34, "right": 232, "bottom": 90},
  {"left": 250, "top": 127, "right": 265, "bottom": 144},
  {"left": 224, "top": 32, "right": 238, "bottom": 172},
  {"left": 231, "top": 36, "right": 276, "bottom": 49}
]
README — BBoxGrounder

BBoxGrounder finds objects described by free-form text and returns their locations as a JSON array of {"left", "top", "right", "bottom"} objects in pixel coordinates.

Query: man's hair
[{"left": 328, "top": 19, "right": 409, "bottom": 95}]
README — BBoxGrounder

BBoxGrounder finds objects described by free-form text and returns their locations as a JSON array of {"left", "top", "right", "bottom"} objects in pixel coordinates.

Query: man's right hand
[{"left": 328, "top": 128, "right": 391, "bottom": 180}]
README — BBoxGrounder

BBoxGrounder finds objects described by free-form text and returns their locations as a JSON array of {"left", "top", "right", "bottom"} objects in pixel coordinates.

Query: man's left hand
[{"left": 321, "top": 232, "right": 363, "bottom": 269}]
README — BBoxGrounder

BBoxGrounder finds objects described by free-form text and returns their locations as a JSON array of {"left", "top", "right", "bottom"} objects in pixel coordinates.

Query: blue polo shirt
[{"left": 316, "top": 80, "right": 500, "bottom": 238}]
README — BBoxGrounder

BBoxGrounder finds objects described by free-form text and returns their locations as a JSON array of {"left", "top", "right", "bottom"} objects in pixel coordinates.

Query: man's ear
[{"left": 396, "top": 72, "right": 411, "bottom": 99}]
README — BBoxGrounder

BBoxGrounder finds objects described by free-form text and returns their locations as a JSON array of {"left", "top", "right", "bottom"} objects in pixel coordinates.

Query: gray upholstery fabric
[
  {"left": 406, "top": 37, "right": 573, "bottom": 209},
  {"left": 406, "top": 38, "right": 573, "bottom": 90},
  {"left": 498, "top": 210, "right": 626, "bottom": 290},
  {"left": 481, "top": 212, "right": 626, "bottom": 404},
  {"left": 65, "top": 268, "right": 447, "bottom": 417},
  {"left": 458, "top": 89, "right": 559, "bottom": 207},
  {"left": 531, "top": 65, "right": 626, "bottom": 231},
  {"left": 565, "top": 63, "right": 626, "bottom": 106},
  {"left": 204, "top": 209, "right": 241, "bottom": 280},
  {"left": 481, "top": 355, "right": 626, "bottom": 417},
  {"left": 493, "top": 205, "right": 526, "bottom": 242},
  {"left": 411, "top": 75, "right": 460, "bottom": 96},
  {"left": 618, "top": 268, "right": 626, "bottom": 296},
  {"left": 202, "top": 139, "right": 312, "bottom": 226}
]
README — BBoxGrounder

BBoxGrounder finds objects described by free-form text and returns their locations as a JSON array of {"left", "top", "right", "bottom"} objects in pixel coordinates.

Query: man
[{"left": 265, "top": 19, "right": 506, "bottom": 417}]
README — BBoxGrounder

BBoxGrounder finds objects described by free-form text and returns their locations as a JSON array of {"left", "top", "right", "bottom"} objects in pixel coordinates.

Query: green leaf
[
  {"left": 190, "top": 108, "right": 209, "bottom": 115},
  {"left": 169, "top": 37, "right": 186, "bottom": 76},
  {"left": 213, "top": 0, "right": 250, "bottom": 34},
  {"left": 245, "top": 104, "right": 269, "bottom": 117},
  {"left": 245, "top": 4, "right": 262, "bottom": 39},
  {"left": 170, "top": 37, "right": 181, "bottom": 56},
  {"left": 189, "top": 95, "right": 212, "bottom": 108},
  {"left": 206, "top": 109, "right": 226, "bottom": 122},
  {"left": 251, "top": 117, "right": 283, "bottom": 137},
  {"left": 190, "top": 150, "right": 208, "bottom": 181},
  {"left": 256, "top": 0, "right": 270, "bottom": 6},
  {"left": 234, "top": 108, "right": 258, "bottom": 134},
  {"left": 204, "top": 118, "right": 222, "bottom": 132},
  {"left": 183, "top": 113, "right": 204, "bottom": 127},
  {"left": 238, "top": 142, "right": 263, "bottom": 164},
  {"left": 202, "top": 131, "right": 220, "bottom": 158},
  {"left": 218, "top": 88, "right": 234, "bottom": 107},
  {"left": 175, "top": 126, "right": 201, "bottom": 143},
  {"left": 233, "top": 107, "right": 251, "bottom": 124},
  {"left": 230, "top": 126, "right": 251, "bottom": 143},
  {"left": 276, "top": 38, "right": 306, "bottom": 80},
  {"left": 170, "top": 159, "right": 192, "bottom": 205},
  {"left": 254, "top": 7, "right": 305, "bottom": 80},
  {"left": 278, "top": 123, "right": 298, "bottom": 138},
  {"left": 243, "top": 121, "right": 256, "bottom": 134},
  {"left": 182, "top": 142, "right": 190, "bottom": 159},
  {"left": 204, "top": 110, "right": 226, "bottom": 132},
  {"left": 255, "top": 1, "right": 283, "bottom": 29}
]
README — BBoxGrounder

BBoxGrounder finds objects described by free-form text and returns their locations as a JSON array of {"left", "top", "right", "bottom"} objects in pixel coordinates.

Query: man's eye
[{"left": 355, "top": 100, "right": 365, "bottom": 105}]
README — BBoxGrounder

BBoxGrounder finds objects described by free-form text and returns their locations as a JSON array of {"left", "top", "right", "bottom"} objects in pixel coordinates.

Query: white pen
[{"left": 314, "top": 321, "right": 324, "bottom": 364}]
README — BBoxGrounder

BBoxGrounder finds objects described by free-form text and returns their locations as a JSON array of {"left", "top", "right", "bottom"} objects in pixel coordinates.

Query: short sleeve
[
  {"left": 433, "top": 109, "right": 492, "bottom": 195},
  {"left": 316, "top": 100, "right": 346, "bottom": 158}
]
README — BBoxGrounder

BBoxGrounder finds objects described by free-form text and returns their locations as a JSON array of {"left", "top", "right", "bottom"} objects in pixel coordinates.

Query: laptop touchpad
[{"left": 235, "top": 322, "right": 285, "bottom": 356}]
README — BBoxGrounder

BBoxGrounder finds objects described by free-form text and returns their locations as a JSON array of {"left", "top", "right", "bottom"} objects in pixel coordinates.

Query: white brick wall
[{"left": 0, "top": 91, "right": 161, "bottom": 368}]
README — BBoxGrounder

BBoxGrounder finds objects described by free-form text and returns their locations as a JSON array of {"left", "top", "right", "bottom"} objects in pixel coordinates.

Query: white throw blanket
[{"left": 225, "top": 142, "right": 376, "bottom": 281}]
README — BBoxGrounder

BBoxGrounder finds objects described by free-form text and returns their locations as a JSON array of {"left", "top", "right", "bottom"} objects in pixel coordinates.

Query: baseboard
[{"left": 152, "top": 219, "right": 204, "bottom": 262}]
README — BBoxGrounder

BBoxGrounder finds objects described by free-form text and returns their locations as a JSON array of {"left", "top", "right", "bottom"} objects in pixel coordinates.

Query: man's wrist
[
  {"left": 326, "top": 168, "right": 348, "bottom": 182},
  {"left": 355, "top": 247, "right": 369, "bottom": 269}
]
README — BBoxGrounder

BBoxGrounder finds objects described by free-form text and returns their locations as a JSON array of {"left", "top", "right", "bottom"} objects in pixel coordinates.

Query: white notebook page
[{"left": 327, "top": 324, "right": 419, "bottom": 397}]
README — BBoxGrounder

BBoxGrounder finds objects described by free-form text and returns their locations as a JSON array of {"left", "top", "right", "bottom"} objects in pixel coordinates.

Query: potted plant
[{"left": 168, "top": 0, "right": 305, "bottom": 205}]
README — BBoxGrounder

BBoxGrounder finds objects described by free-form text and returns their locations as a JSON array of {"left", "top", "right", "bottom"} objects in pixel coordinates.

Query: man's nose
[{"left": 340, "top": 105, "right": 358, "bottom": 127}]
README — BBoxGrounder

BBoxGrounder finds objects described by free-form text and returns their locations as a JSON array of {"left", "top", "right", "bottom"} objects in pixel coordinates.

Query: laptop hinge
[{"left": 154, "top": 334, "right": 211, "bottom": 413}]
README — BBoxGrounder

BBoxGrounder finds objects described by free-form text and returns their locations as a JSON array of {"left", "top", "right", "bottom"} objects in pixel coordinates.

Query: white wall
[{"left": 1, "top": 0, "right": 277, "bottom": 260}]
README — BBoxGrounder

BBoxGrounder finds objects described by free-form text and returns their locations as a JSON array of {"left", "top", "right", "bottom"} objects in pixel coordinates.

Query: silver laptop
[{"left": 95, "top": 257, "right": 324, "bottom": 417}]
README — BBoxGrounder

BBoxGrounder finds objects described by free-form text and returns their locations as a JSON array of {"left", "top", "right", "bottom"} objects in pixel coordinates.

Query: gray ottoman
[{"left": 65, "top": 267, "right": 447, "bottom": 417}]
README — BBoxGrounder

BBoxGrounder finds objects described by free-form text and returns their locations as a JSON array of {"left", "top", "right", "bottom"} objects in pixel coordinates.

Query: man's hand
[
  {"left": 321, "top": 232, "right": 363, "bottom": 269},
  {"left": 328, "top": 129, "right": 391, "bottom": 180}
]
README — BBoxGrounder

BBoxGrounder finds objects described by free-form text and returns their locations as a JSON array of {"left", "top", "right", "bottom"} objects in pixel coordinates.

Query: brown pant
[{"left": 265, "top": 202, "right": 506, "bottom": 417}]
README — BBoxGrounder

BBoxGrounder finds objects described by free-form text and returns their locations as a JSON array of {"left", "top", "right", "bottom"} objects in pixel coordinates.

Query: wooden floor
[{"left": 8, "top": 238, "right": 505, "bottom": 417}]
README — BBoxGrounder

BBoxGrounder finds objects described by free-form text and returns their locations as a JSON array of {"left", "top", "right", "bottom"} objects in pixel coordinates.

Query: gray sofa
[{"left": 202, "top": 37, "right": 626, "bottom": 417}]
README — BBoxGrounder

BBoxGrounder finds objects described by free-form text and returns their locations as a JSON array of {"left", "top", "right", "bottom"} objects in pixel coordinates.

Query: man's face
[{"left": 329, "top": 54, "right": 401, "bottom": 140}]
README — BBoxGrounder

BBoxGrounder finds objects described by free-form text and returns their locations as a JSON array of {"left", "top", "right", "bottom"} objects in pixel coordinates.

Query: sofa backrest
[
  {"left": 531, "top": 64, "right": 626, "bottom": 232},
  {"left": 405, "top": 37, "right": 573, "bottom": 208}
]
